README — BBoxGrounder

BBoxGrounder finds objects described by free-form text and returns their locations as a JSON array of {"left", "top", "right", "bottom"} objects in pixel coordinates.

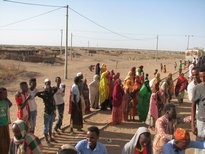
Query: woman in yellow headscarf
[
  {"left": 99, "top": 71, "right": 109, "bottom": 110},
  {"left": 101, "top": 64, "right": 107, "bottom": 73},
  {"left": 122, "top": 79, "right": 133, "bottom": 121}
]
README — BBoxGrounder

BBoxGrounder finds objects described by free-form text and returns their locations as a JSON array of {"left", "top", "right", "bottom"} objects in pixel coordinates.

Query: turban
[{"left": 174, "top": 128, "right": 190, "bottom": 140}]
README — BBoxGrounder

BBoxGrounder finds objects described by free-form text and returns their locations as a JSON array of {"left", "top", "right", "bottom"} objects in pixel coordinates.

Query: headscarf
[
  {"left": 175, "top": 74, "right": 188, "bottom": 97},
  {"left": 174, "top": 128, "right": 190, "bottom": 140},
  {"left": 13, "top": 120, "right": 28, "bottom": 144},
  {"left": 112, "top": 79, "right": 124, "bottom": 107},
  {"left": 93, "top": 74, "right": 100, "bottom": 81},
  {"left": 13, "top": 120, "right": 42, "bottom": 154},
  {"left": 122, "top": 127, "right": 150, "bottom": 154},
  {"left": 124, "top": 71, "right": 133, "bottom": 86},
  {"left": 101, "top": 64, "right": 107, "bottom": 73},
  {"left": 114, "top": 72, "right": 120, "bottom": 81},
  {"left": 99, "top": 71, "right": 109, "bottom": 104},
  {"left": 124, "top": 79, "right": 133, "bottom": 93},
  {"left": 131, "top": 67, "right": 136, "bottom": 72}
]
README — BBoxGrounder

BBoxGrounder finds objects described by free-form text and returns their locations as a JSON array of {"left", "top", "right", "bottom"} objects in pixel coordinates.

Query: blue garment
[
  {"left": 43, "top": 113, "right": 55, "bottom": 134},
  {"left": 162, "top": 139, "right": 205, "bottom": 154},
  {"left": 75, "top": 139, "right": 107, "bottom": 154},
  {"left": 29, "top": 110, "right": 37, "bottom": 132}
]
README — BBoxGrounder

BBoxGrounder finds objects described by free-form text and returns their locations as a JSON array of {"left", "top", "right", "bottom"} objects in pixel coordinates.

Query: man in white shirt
[
  {"left": 192, "top": 67, "right": 205, "bottom": 154},
  {"left": 28, "top": 78, "right": 38, "bottom": 134},
  {"left": 187, "top": 67, "right": 201, "bottom": 102},
  {"left": 54, "top": 77, "right": 65, "bottom": 132}
]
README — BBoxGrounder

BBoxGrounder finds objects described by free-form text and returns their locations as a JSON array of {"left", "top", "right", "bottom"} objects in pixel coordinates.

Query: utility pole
[
  {"left": 70, "top": 33, "right": 73, "bottom": 60},
  {"left": 60, "top": 29, "right": 63, "bottom": 55},
  {"left": 88, "top": 41, "right": 89, "bottom": 49},
  {"left": 156, "top": 35, "right": 159, "bottom": 61},
  {"left": 185, "top": 35, "right": 194, "bottom": 49},
  {"left": 64, "top": 5, "right": 68, "bottom": 79}
]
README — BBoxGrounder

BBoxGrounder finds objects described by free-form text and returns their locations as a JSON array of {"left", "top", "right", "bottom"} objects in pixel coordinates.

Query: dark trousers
[{"left": 55, "top": 103, "right": 64, "bottom": 129}]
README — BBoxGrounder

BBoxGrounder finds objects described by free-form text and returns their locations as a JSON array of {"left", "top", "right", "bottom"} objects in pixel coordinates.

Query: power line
[
  {"left": 73, "top": 34, "right": 155, "bottom": 41},
  {"left": 3, "top": 0, "right": 65, "bottom": 8},
  {"left": 69, "top": 7, "right": 149, "bottom": 41},
  {"left": 0, "top": 7, "right": 64, "bottom": 28},
  {"left": 0, "top": 28, "right": 61, "bottom": 31},
  {"left": 2, "top": 0, "right": 164, "bottom": 41}
]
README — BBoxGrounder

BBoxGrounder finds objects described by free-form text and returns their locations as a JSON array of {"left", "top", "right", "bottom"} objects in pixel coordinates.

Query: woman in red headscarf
[
  {"left": 175, "top": 73, "right": 188, "bottom": 104},
  {"left": 111, "top": 79, "right": 124, "bottom": 125}
]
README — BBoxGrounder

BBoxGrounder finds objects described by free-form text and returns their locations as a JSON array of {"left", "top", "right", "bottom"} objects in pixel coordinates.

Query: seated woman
[{"left": 122, "top": 127, "right": 151, "bottom": 154}]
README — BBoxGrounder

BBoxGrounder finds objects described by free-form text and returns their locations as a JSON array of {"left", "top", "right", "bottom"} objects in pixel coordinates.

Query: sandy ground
[{"left": 1, "top": 50, "right": 195, "bottom": 153}]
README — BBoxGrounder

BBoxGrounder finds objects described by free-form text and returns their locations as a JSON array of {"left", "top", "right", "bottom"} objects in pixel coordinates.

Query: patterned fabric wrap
[{"left": 13, "top": 120, "right": 42, "bottom": 154}]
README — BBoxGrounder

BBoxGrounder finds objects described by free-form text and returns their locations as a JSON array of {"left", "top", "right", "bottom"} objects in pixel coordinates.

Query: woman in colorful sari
[
  {"left": 111, "top": 79, "right": 124, "bottom": 125},
  {"left": 136, "top": 65, "right": 144, "bottom": 84},
  {"left": 122, "top": 127, "right": 151, "bottom": 154},
  {"left": 88, "top": 75, "right": 100, "bottom": 109},
  {"left": 175, "top": 73, "right": 188, "bottom": 104},
  {"left": 9, "top": 119, "right": 42, "bottom": 154},
  {"left": 145, "top": 83, "right": 159, "bottom": 131},
  {"left": 122, "top": 79, "right": 132, "bottom": 121},
  {"left": 99, "top": 71, "right": 109, "bottom": 110},
  {"left": 108, "top": 71, "right": 114, "bottom": 110},
  {"left": 137, "top": 80, "right": 152, "bottom": 122},
  {"left": 129, "top": 76, "right": 141, "bottom": 121}
]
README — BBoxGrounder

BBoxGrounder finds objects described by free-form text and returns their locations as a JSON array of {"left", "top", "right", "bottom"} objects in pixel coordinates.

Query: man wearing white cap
[{"left": 36, "top": 78, "right": 58, "bottom": 144}]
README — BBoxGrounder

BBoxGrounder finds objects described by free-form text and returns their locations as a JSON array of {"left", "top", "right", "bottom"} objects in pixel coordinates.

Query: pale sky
[{"left": 0, "top": 0, "right": 205, "bottom": 51}]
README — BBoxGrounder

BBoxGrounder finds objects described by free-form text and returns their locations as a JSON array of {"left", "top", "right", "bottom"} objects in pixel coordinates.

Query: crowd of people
[{"left": 1, "top": 58, "right": 205, "bottom": 154}]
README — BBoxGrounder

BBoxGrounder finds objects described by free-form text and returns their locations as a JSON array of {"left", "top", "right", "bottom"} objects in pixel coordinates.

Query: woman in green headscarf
[{"left": 137, "top": 80, "right": 152, "bottom": 122}]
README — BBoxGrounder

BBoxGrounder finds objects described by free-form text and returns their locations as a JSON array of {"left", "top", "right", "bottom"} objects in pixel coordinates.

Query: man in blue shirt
[
  {"left": 162, "top": 128, "right": 205, "bottom": 154},
  {"left": 75, "top": 126, "right": 107, "bottom": 154}
]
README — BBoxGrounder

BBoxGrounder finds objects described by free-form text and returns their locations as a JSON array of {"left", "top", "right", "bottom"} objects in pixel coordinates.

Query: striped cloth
[{"left": 13, "top": 120, "right": 42, "bottom": 154}]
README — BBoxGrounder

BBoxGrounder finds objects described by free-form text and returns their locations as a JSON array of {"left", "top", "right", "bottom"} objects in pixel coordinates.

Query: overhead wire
[
  {"left": 73, "top": 34, "right": 155, "bottom": 41},
  {"left": 69, "top": 7, "right": 156, "bottom": 41},
  {"left": 2, "top": 0, "right": 157, "bottom": 41},
  {"left": 3, "top": 0, "right": 65, "bottom": 8},
  {"left": 0, "top": 7, "right": 64, "bottom": 28}
]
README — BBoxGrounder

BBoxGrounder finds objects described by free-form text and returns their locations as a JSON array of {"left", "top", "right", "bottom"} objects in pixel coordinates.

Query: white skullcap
[
  {"left": 44, "top": 78, "right": 50, "bottom": 83},
  {"left": 76, "top": 72, "right": 83, "bottom": 77}
]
